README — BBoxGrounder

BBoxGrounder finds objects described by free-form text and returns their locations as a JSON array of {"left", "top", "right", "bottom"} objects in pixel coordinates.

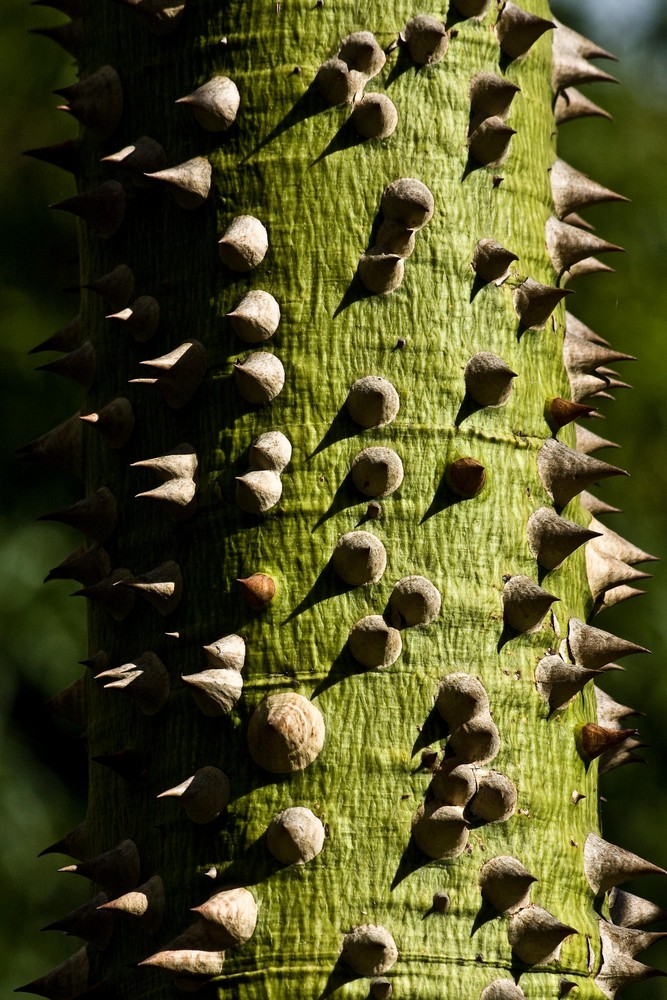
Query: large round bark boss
[
  {"left": 351, "top": 93, "right": 398, "bottom": 140},
  {"left": 266, "top": 806, "right": 325, "bottom": 865},
  {"left": 346, "top": 376, "right": 400, "bottom": 428},
  {"left": 332, "top": 530, "right": 387, "bottom": 586},
  {"left": 341, "top": 924, "right": 398, "bottom": 976},
  {"left": 388, "top": 575, "right": 441, "bottom": 627},
  {"left": 247, "top": 693, "right": 325, "bottom": 773},
  {"left": 403, "top": 14, "right": 449, "bottom": 66},
  {"left": 348, "top": 615, "right": 402, "bottom": 669},
  {"left": 480, "top": 981, "right": 526, "bottom": 1000},
  {"left": 468, "top": 770, "right": 517, "bottom": 823},
  {"left": 435, "top": 673, "right": 490, "bottom": 729},
  {"left": 218, "top": 215, "right": 268, "bottom": 272},
  {"left": 351, "top": 446, "right": 404, "bottom": 497},
  {"left": 381, "top": 177, "right": 434, "bottom": 230},
  {"left": 411, "top": 802, "right": 469, "bottom": 859}
]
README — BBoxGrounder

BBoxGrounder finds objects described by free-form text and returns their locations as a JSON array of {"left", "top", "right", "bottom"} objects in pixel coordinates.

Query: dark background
[{"left": 2, "top": 0, "right": 666, "bottom": 995}]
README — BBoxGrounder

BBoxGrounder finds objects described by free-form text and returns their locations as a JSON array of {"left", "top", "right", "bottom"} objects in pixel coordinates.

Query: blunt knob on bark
[
  {"left": 132, "top": 340, "right": 207, "bottom": 408},
  {"left": 346, "top": 376, "right": 400, "bottom": 428},
  {"left": 430, "top": 761, "right": 476, "bottom": 806},
  {"left": 228, "top": 290, "right": 280, "bottom": 344},
  {"left": 338, "top": 30, "right": 385, "bottom": 76},
  {"left": 412, "top": 802, "right": 469, "bottom": 860},
  {"left": 468, "top": 771, "right": 517, "bottom": 823},
  {"left": 249, "top": 431, "right": 291, "bottom": 472},
  {"left": 584, "top": 832, "right": 667, "bottom": 896},
  {"left": 464, "top": 353, "right": 516, "bottom": 407},
  {"left": 16, "top": 947, "right": 89, "bottom": 999},
  {"left": 38, "top": 486, "right": 117, "bottom": 542},
  {"left": 527, "top": 506, "right": 599, "bottom": 571},
  {"left": 56, "top": 65, "right": 123, "bottom": 139},
  {"left": 508, "top": 904, "right": 577, "bottom": 965},
  {"left": 315, "top": 58, "right": 365, "bottom": 106},
  {"left": 513, "top": 278, "right": 571, "bottom": 329},
  {"left": 146, "top": 157, "right": 212, "bottom": 209},
  {"left": 59, "top": 839, "right": 140, "bottom": 895},
  {"left": 96, "top": 651, "right": 170, "bottom": 715},
  {"left": 381, "top": 178, "right": 434, "bottom": 230},
  {"left": 471, "top": 240, "right": 518, "bottom": 284},
  {"left": 609, "top": 888, "right": 667, "bottom": 930},
  {"left": 435, "top": 673, "right": 490, "bottom": 730},
  {"left": 81, "top": 397, "right": 135, "bottom": 449},
  {"left": 351, "top": 447, "right": 403, "bottom": 498},
  {"left": 480, "top": 856, "right": 536, "bottom": 913},
  {"left": 341, "top": 924, "right": 398, "bottom": 976},
  {"left": 247, "top": 692, "right": 325, "bottom": 773},
  {"left": 469, "top": 73, "right": 520, "bottom": 126},
  {"left": 502, "top": 574, "right": 557, "bottom": 633},
  {"left": 51, "top": 181, "right": 125, "bottom": 240},
  {"left": 266, "top": 806, "right": 325, "bottom": 865},
  {"left": 447, "top": 713, "right": 500, "bottom": 765},
  {"left": 235, "top": 470, "right": 282, "bottom": 514},
  {"left": 445, "top": 457, "right": 486, "bottom": 498},
  {"left": 219, "top": 216, "right": 268, "bottom": 272},
  {"left": 234, "top": 352, "right": 285, "bottom": 404},
  {"left": 358, "top": 251, "right": 404, "bottom": 295},
  {"left": 567, "top": 618, "right": 649, "bottom": 670},
  {"left": 468, "top": 117, "right": 516, "bottom": 167},
  {"left": 537, "top": 439, "right": 627, "bottom": 508},
  {"left": 495, "top": 3, "right": 555, "bottom": 60},
  {"left": 99, "top": 875, "right": 165, "bottom": 933},
  {"left": 332, "top": 531, "right": 387, "bottom": 586},
  {"left": 158, "top": 766, "right": 230, "bottom": 824},
  {"left": 352, "top": 93, "right": 398, "bottom": 140},
  {"left": 192, "top": 887, "right": 257, "bottom": 947},
  {"left": 535, "top": 655, "right": 599, "bottom": 712},
  {"left": 348, "top": 615, "right": 401, "bottom": 669},
  {"left": 388, "top": 575, "right": 441, "bottom": 627},
  {"left": 176, "top": 76, "right": 240, "bottom": 131},
  {"left": 402, "top": 15, "right": 448, "bottom": 65},
  {"left": 480, "top": 982, "right": 526, "bottom": 1000}
]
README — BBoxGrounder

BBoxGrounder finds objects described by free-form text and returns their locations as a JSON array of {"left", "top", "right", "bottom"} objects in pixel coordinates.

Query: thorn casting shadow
[
  {"left": 214, "top": 833, "right": 284, "bottom": 888},
  {"left": 317, "top": 958, "right": 357, "bottom": 1000},
  {"left": 471, "top": 899, "right": 499, "bottom": 935},
  {"left": 454, "top": 393, "right": 484, "bottom": 427},
  {"left": 308, "top": 404, "right": 358, "bottom": 459},
  {"left": 461, "top": 154, "right": 483, "bottom": 183},
  {"left": 312, "top": 472, "right": 363, "bottom": 530},
  {"left": 391, "top": 837, "right": 430, "bottom": 890},
  {"left": 411, "top": 704, "right": 445, "bottom": 758},
  {"left": 282, "top": 562, "right": 354, "bottom": 624},
  {"left": 242, "top": 82, "right": 327, "bottom": 162},
  {"left": 384, "top": 45, "right": 414, "bottom": 87},
  {"left": 310, "top": 115, "right": 365, "bottom": 165},
  {"left": 445, "top": 10, "right": 466, "bottom": 29},
  {"left": 496, "top": 624, "right": 515, "bottom": 653},
  {"left": 311, "top": 646, "right": 366, "bottom": 699},
  {"left": 469, "top": 275, "right": 486, "bottom": 302},
  {"left": 333, "top": 271, "right": 373, "bottom": 318},
  {"left": 420, "top": 476, "right": 465, "bottom": 523}
]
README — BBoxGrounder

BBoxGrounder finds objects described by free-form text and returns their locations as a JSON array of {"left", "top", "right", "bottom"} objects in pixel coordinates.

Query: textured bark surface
[{"left": 25, "top": 1, "right": 656, "bottom": 998}]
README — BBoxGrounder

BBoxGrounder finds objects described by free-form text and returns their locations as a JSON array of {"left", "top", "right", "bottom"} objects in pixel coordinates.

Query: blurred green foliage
[{"left": 3, "top": 0, "right": 667, "bottom": 995}]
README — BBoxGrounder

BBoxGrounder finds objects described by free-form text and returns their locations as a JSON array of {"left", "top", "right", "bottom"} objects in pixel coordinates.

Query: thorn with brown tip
[
  {"left": 576, "top": 722, "right": 638, "bottom": 763},
  {"left": 237, "top": 573, "right": 276, "bottom": 610},
  {"left": 546, "top": 396, "right": 596, "bottom": 430},
  {"left": 445, "top": 457, "right": 486, "bottom": 498}
]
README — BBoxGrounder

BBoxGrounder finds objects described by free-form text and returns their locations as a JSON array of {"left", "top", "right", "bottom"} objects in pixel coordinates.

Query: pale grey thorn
[
  {"left": 471, "top": 240, "right": 519, "bottom": 284},
  {"left": 584, "top": 833, "right": 666, "bottom": 895},
  {"left": 55, "top": 65, "right": 123, "bottom": 139},
  {"left": 218, "top": 215, "right": 268, "bottom": 272},
  {"left": 182, "top": 668, "right": 243, "bottom": 716},
  {"left": 176, "top": 76, "right": 240, "bottom": 131},
  {"left": 234, "top": 352, "right": 285, "bottom": 404},
  {"left": 435, "top": 673, "right": 490, "bottom": 730},
  {"left": 495, "top": 3, "right": 555, "bottom": 59},
  {"left": 580, "top": 491, "right": 621, "bottom": 516},
  {"left": 59, "top": 839, "right": 140, "bottom": 895},
  {"left": 51, "top": 181, "right": 125, "bottom": 239},
  {"left": 599, "top": 918, "right": 667, "bottom": 957},
  {"left": 351, "top": 446, "right": 404, "bottom": 498},
  {"left": 608, "top": 887, "right": 667, "bottom": 929},
  {"left": 203, "top": 633, "right": 245, "bottom": 671},
  {"left": 567, "top": 313, "right": 611, "bottom": 346},
  {"left": 389, "top": 575, "right": 441, "bottom": 627},
  {"left": 551, "top": 158, "right": 628, "bottom": 219},
  {"left": 586, "top": 547, "right": 651, "bottom": 602},
  {"left": 468, "top": 770, "right": 517, "bottom": 823},
  {"left": 567, "top": 617, "right": 649, "bottom": 670},
  {"left": 596, "top": 919, "right": 666, "bottom": 998},
  {"left": 191, "top": 887, "right": 257, "bottom": 947},
  {"left": 552, "top": 19, "right": 618, "bottom": 93},
  {"left": 568, "top": 372, "right": 609, "bottom": 403},
  {"left": 546, "top": 216, "right": 624, "bottom": 277},
  {"left": 85, "top": 263, "right": 134, "bottom": 311},
  {"left": 249, "top": 431, "right": 291, "bottom": 472},
  {"left": 598, "top": 740, "right": 646, "bottom": 775},
  {"left": 80, "top": 397, "right": 135, "bottom": 449},
  {"left": 411, "top": 802, "right": 469, "bottom": 860},
  {"left": 480, "top": 982, "right": 526, "bottom": 1000},
  {"left": 595, "top": 686, "right": 641, "bottom": 729},
  {"left": 332, "top": 531, "right": 387, "bottom": 586},
  {"left": 157, "top": 766, "right": 230, "bottom": 824},
  {"left": 402, "top": 14, "right": 448, "bottom": 65},
  {"left": 537, "top": 439, "right": 627, "bottom": 508},
  {"left": 508, "top": 904, "right": 577, "bottom": 965},
  {"left": 235, "top": 469, "right": 282, "bottom": 514},
  {"left": 99, "top": 875, "right": 165, "bottom": 933},
  {"left": 352, "top": 93, "right": 398, "bottom": 139},
  {"left": 555, "top": 87, "right": 612, "bottom": 125},
  {"left": 564, "top": 257, "right": 615, "bottom": 282},
  {"left": 36, "top": 341, "right": 95, "bottom": 390},
  {"left": 348, "top": 615, "right": 401, "bottom": 669},
  {"left": 266, "top": 807, "right": 325, "bottom": 865},
  {"left": 341, "top": 924, "right": 398, "bottom": 976},
  {"left": 502, "top": 574, "right": 558, "bottom": 632},
  {"left": 346, "top": 376, "right": 400, "bottom": 428},
  {"left": 247, "top": 692, "right": 325, "bottom": 774},
  {"left": 513, "top": 277, "right": 571, "bottom": 329},
  {"left": 107, "top": 296, "right": 160, "bottom": 342},
  {"left": 145, "top": 156, "right": 212, "bottom": 209},
  {"left": 138, "top": 921, "right": 224, "bottom": 983},
  {"left": 44, "top": 543, "right": 111, "bottom": 586},
  {"left": 464, "top": 352, "right": 517, "bottom": 407},
  {"left": 119, "top": 560, "right": 183, "bottom": 615},
  {"left": 468, "top": 116, "right": 516, "bottom": 166},
  {"left": 15, "top": 947, "right": 88, "bottom": 998},
  {"left": 228, "top": 290, "right": 280, "bottom": 343},
  {"left": 527, "top": 506, "right": 600, "bottom": 570},
  {"left": 535, "top": 654, "right": 599, "bottom": 711},
  {"left": 588, "top": 518, "right": 657, "bottom": 565},
  {"left": 96, "top": 651, "right": 170, "bottom": 715},
  {"left": 101, "top": 135, "right": 166, "bottom": 181},
  {"left": 42, "top": 892, "right": 112, "bottom": 950},
  {"left": 479, "top": 855, "right": 537, "bottom": 913},
  {"left": 38, "top": 486, "right": 117, "bottom": 542},
  {"left": 73, "top": 568, "right": 136, "bottom": 620},
  {"left": 575, "top": 425, "right": 619, "bottom": 454},
  {"left": 131, "top": 340, "right": 207, "bottom": 408}
]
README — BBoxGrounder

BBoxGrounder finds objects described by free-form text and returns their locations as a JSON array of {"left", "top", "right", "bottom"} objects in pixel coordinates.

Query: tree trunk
[{"left": 23, "top": 1, "right": 662, "bottom": 998}]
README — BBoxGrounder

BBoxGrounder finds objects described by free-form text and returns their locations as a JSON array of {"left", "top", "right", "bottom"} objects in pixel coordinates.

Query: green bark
[{"left": 26, "top": 1, "right": 652, "bottom": 998}]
